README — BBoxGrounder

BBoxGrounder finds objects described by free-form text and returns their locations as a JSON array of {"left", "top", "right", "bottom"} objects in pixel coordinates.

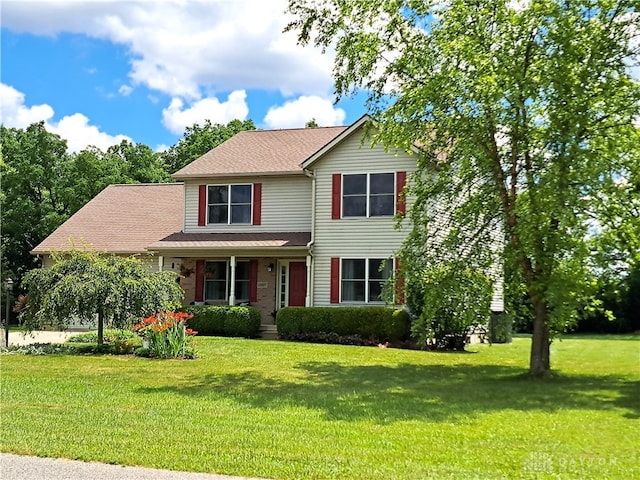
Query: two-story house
[
  {"left": 156, "top": 115, "right": 412, "bottom": 321},
  {"left": 34, "top": 115, "right": 500, "bottom": 329}
]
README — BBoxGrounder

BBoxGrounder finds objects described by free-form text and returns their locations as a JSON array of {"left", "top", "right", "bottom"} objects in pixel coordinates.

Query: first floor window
[
  {"left": 204, "top": 260, "right": 250, "bottom": 302},
  {"left": 234, "top": 261, "right": 250, "bottom": 301},
  {"left": 204, "top": 261, "right": 227, "bottom": 301},
  {"left": 341, "top": 258, "right": 393, "bottom": 303}
]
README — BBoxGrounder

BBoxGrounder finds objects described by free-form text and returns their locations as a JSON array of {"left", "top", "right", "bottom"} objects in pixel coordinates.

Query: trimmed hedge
[
  {"left": 177, "top": 305, "right": 261, "bottom": 338},
  {"left": 276, "top": 306, "right": 410, "bottom": 344}
]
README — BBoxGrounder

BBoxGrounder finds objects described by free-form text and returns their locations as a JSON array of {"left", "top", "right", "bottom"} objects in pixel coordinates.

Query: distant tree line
[{"left": 0, "top": 118, "right": 256, "bottom": 287}]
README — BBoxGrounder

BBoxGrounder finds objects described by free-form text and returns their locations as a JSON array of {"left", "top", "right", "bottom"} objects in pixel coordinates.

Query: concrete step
[{"left": 259, "top": 324, "right": 278, "bottom": 340}]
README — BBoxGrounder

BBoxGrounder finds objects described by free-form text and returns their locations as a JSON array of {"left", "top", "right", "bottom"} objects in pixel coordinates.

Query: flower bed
[{"left": 133, "top": 311, "right": 197, "bottom": 358}]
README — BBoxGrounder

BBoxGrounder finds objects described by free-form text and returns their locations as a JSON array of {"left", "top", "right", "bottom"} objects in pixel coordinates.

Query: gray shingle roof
[
  {"left": 32, "top": 183, "right": 184, "bottom": 255},
  {"left": 148, "top": 232, "right": 311, "bottom": 251},
  {"left": 172, "top": 126, "right": 347, "bottom": 179}
]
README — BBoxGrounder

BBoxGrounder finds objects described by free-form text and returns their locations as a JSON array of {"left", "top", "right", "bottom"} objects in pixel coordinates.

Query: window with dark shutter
[
  {"left": 341, "top": 173, "right": 395, "bottom": 217},
  {"left": 206, "top": 184, "right": 253, "bottom": 225},
  {"left": 331, "top": 174, "right": 341, "bottom": 219},
  {"left": 340, "top": 258, "right": 393, "bottom": 303}
]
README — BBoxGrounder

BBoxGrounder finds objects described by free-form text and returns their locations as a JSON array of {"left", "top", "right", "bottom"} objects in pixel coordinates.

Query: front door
[{"left": 288, "top": 261, "right": 307, "bottom": 306}]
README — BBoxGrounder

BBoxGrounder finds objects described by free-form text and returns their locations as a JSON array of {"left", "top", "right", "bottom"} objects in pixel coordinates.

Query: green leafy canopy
[
  {"left": 21, "top": 250, "right": 184, "bottom": 344},
  {"left": 287, "top": 0, "right": 640, "bottom": 375}
]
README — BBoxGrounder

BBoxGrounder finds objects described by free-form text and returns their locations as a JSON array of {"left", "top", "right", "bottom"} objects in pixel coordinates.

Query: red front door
[{"left": 288, "top": 262, "right": 307, "bottom": 306}]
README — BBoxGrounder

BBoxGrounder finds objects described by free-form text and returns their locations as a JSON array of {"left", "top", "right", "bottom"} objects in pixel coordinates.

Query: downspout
[
  {"left": 303, "top": 168, "right": 317, "bottom": 247},
  {"left": 303, "top": 168, "right": 316, "bottom": 306}
]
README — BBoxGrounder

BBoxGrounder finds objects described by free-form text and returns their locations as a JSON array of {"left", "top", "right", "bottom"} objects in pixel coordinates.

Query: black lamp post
[{"left": 5, "top": 278, "right": 13, "bottom": 347}]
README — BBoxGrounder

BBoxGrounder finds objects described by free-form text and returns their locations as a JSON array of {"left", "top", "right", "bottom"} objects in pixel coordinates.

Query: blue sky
[{"left": 1, "top": 0, "right": 367, "bottom": 152}]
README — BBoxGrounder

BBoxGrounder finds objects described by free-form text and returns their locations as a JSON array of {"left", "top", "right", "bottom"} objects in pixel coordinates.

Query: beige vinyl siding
[
  {"left": 184, "top": 175, "right": 312, "bottom": 233},
  {"left": 489, "top": 226, "right": 505, "bottom": 312},
  {"left": 491, "top": 274, "right": 504, "bottom": 312},
  {"left": 40, "top": 253, "right": 160, "bottom": 272},
  {"left": 311, "top": 128, "right": 417, "bottom": 306}
]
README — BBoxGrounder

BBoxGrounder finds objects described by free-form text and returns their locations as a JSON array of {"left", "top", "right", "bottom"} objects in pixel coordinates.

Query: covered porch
[{"left": 148, "top": 232, "right": 313, "bottom": 326}]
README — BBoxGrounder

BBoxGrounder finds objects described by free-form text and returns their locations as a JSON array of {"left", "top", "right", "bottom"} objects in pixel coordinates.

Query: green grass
[{"left": 1, "top": 335, "right": 638, "bottom": 479}]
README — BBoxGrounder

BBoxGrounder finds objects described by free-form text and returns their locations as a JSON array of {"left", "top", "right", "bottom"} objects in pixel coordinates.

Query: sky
[{"left": 1, "top": 0, "right": 367, "bottom": 153}]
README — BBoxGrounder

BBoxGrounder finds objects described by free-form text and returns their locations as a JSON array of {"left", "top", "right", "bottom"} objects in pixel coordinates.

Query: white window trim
[
  {"left": 207, "top": 183, "right": 253, "bottom": 225},
  {"left": 204, "top": 259, "right": 250, "bottom": 303},
  {"left": 340, "top": 257, "right": 394, "bottom": 304},
  {"left": 342, "top": 172, "right": 396, "bottom": 218}
]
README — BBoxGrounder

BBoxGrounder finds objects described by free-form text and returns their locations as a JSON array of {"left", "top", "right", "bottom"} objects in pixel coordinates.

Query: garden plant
[{"left": 132, "top": 311, "right": 197, "bottom": 358}]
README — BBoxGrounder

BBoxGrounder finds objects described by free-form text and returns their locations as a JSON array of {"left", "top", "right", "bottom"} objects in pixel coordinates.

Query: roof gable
[
  {"left": 172, "top": 125, "right": 348, "bottom": 179},
  {"left": 301, "top": 115, "right": 372, "bottom": 169},
  {"left": 32, "top": 183, "right": 184, "bottom": 255}
]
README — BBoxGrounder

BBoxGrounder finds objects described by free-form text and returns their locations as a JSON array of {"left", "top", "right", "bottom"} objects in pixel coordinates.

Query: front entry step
[{"left": 259, "top": 324, "right": 278, "bottom": 340}]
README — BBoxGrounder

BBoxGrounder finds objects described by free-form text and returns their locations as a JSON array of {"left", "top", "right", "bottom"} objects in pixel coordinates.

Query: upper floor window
[
  {"left": 342, "top": 173, "right": 395, "bottom": 217},
  {"left": 208, "top": 184, "right": 252, "bottom": 224},
  {"left": 341, "top": 258, "right": 393, "bottom": 303}
]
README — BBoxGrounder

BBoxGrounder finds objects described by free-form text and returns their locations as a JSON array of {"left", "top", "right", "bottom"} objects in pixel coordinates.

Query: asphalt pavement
[{"left": 0, "top": 454, "right": 267, "bottom": 480}]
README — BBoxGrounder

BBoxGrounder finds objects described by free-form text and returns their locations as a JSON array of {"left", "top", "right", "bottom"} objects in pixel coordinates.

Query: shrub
[
  {"left": 70, "top": 343, "right": 133, "bottom": 355},
  {"left": 489, "top": 312, "right": 513, "bottom": 343},
  {"left": 0, "top": 341, "right": 140, "bottom": 356},
  {"left": 65, "top": 329, "right": 141, "bottom": 354},
  {"left": 178, "top": 305, "right": 226, "bottom": 335},
  {"left": 177, "top": 305, "right": 261, "bottom": 338},
  {"left": 224, "top": 306, "right": 261, "bottom": 337},
  {"left": 276, "top": 306, "right": 410, "bottom": 344},
  {"left": 67, "top": 329, "right": 138, "bottom": 344},
  {"left": 134, "top": 346, "right": 151, "bottom": 358},
  {"left": 410, "top": 264, "right": 492, "bottom": 351},
  {"left": 1, "top": 343, "right": 77, "bottom": 355}
]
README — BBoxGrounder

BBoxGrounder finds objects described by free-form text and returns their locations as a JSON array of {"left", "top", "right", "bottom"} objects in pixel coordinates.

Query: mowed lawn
[{"left": 1, "top": 335, "right": 638, "bottom": 479}]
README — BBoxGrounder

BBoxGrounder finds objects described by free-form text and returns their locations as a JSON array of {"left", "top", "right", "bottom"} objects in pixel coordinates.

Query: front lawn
[{"left": 1, "top": 335, "right": 638, "bottom": 479}]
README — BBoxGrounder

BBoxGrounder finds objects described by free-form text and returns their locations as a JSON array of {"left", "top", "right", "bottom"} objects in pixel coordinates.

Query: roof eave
[
  {"left": 147, "top": 245, "right": 310, "bottom": 252},
  {"left": 31, "top": 248, "right": 149, "bottom": 256},
  {"left": 172, "top": 170, "right": 305, "bottom": 180}
]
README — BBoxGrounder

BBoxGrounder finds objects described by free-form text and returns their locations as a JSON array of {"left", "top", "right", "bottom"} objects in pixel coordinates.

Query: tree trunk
[
  {"left": 97, "top": 310, "right": 104, "bottom": 345},
  {"left": 529, "top": 296, "right": 551, "bottom": 377}
]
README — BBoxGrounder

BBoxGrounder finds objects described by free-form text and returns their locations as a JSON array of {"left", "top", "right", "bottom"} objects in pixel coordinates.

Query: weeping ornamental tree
[
  {"left": 21, "top": 250, "right": 184, "bottom": 344},
  {"left": 287, "top": 0, "right": 640, "bottom": 375}
]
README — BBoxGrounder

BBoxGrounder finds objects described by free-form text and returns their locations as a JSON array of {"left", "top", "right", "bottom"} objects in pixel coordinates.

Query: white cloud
[
  {"left": 0, "top": 83, "right": 55, "bottom": 126},
  {"left": 49, "top": 113, "right": 130, "bottom": 152},
  {"left": 264, "top": 96, "right": 346, "bottom": 129},
  {"left": 0, "top": 82, "right": 130, "bottom": 152},
  {"left": 154, "top": 143, "right": 170, "bottom": 153},
  {"left": 2, "top": 1, "right": 335, "bottom": 99},
  {"left": 162, "top": 90, "right": 249, "bottom": 135}
]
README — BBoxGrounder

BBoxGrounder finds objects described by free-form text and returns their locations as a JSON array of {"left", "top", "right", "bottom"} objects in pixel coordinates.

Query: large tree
[
  {"left": 21, "top": 250, "right": 184, "bottom": 344},
  {"left": 106, "top": 140, "right": 171, "bottom": 184},
  {"left": 287, "top": 0, "right": 640, "bottom": 375},
  {"left": 1, "top": 123, "right": 175, "bottom": 289},
  {"left": 1, "top": 123, "right": 70, "bottom": 280}
]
